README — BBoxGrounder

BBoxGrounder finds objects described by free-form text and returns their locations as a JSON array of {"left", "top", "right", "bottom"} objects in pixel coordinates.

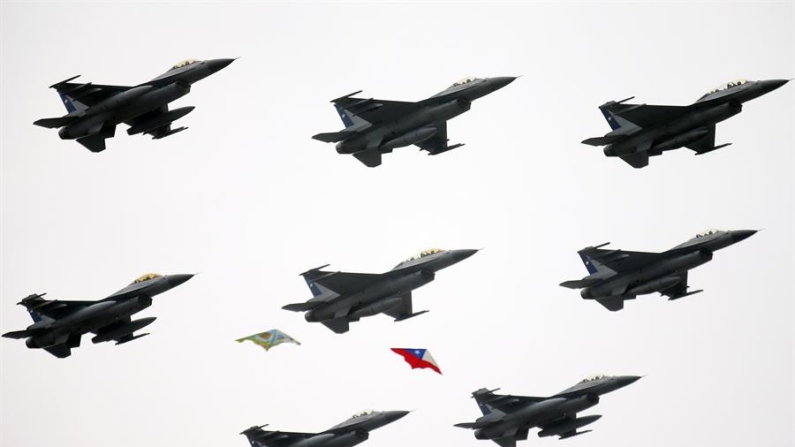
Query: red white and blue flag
[{"left": 391, "top": 348, "right": 442, "bottom": 375}]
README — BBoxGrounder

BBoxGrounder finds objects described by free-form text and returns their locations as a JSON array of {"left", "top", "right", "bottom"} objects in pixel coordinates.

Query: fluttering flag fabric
[
  {"left": 236, "top": 329, "right": 301, "bottom": 351},
  {"left": 391, "top": 348, "right": 442, "bottom": 374}
]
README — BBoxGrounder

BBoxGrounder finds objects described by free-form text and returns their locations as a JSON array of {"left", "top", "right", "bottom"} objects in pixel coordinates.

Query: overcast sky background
[{"left": 1, "top": 2, "right": 793, "bottom": 447}]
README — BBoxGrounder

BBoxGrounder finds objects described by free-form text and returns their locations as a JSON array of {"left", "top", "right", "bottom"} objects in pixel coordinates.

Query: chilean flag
[{"left": 391, "top": 348, "right": 442, "bottom": 375}]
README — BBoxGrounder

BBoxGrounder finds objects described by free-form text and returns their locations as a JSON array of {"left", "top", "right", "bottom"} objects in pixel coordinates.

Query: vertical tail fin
[
  {"left": 240, "top": 426, "right": 268, "bottom": 447},
  {"left": 300, "top": 265, "right": 334, "bottom": 297},
  {"left": 598, "top": 97, "right": 640, "bottom": 133},
  {"left": 472, "top": 388, "right": 503, "bottom": 416},
  {"left": 577, "top": 243, "right": 616, "bottom": 275},
  {"left": 48, "top": 76, "right": 89, "bottom": 114},
  {"left": 334, "top": 104, "right": 370, "bottom": 129},
  {"left": 18, "top": 293, "right": 48, "bottom": 323}
]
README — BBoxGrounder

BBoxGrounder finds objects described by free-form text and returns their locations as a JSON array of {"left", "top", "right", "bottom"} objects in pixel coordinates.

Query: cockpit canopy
[
  {"left": 403, "top": 248, "right": 444, "bottom": 263},
  {"left": 352, "top": 409, "right": 375, "bottom": 418},
  {"left": 132, "top": 273, "right": 162, "bottom": 284},
  {"left": 172, "top": 59, "right": 199, "bottom": 70},
  {"left": 579, "top": 374, "right": 607, "bottom": 384},
  {"left": 695, "top": 229, "right": 723, "bottom": 238},
  {"left": 705, "top": 79, "right": 750, "bottom": 95},
  {"left": 450, "top": 77, "right": 481, "bottom": 88}
]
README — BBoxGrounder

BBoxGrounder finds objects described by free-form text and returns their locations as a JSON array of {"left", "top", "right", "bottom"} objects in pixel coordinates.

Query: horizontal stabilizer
[
  {"left": 454, "top": 422, "right": 488, "bottom": 430},
  {"left": 353, "top": 149, "right": 382, "bottom": 167},
  {"left": 582, "top": 135, "right": 623, "bottom": 146},
  {"left": 44, "top": 344, "right": 72, "bottom": 358},
  {"left": 312, "top": 131, "right": 355, "bottom": 143},
  {"left": 282, "top": 302, "right": 321, "bottom": 312},
  {"left": 596, "top": 296, "right": 625, "bottom": 311},
  {"left": 33, "top": 116, "right": 78, "bottom": 129},
  {"left": 321, "top": 318, "right": 350, "bottom": 334},
  {"left": 2, "top": 329, "right": 39, "bottom": 339},
  {"left": 560, "top": 279, "right": 600, "bottom": 289},
  {"left": 620, "top": 151, "right": 649, "bottom": 168}
]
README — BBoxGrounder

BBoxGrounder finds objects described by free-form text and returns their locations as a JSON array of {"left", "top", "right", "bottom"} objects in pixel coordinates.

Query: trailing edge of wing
[{"left": 312, "top": 131, "right": 356, "bottom": 143}]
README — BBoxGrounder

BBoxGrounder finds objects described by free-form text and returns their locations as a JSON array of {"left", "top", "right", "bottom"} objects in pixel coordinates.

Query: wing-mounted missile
[
  {"left": 652, "top": 128, "right": 710, "bottom": 152},
  {"left": 151, "top": 126, "right": 188, "bottom": 140},
  {"left": 427, "top": 143, "right": 465, "bottom": 156},
  {"left": 580, "top": 242, "right": 610, "bottom": 252},
  {"left": 393, "top": 310, "right": 429, "bottom": 322},
  {"left": 91, "top": 317, "right": 157, "bottom": 344},
  {"left": 300, "top": 264, "right": 331, "bottom": 276},
  {"left": 48, "top": 75, "right": 81, "bottom": 89},
  {"left": 471, "top": 388, "right": 501, "bottom": 397},
  {"left": 558, "top": 430, "right": 593, "bottom": 440},
  {"left": 128, "top": 106, "right": 195, "bottom": 135},
  {"left": 667, "top": 289, "right": 703, "bottom": 301},
  {"left": 598, "top": 96, "right": 635, "bottom": 110},
  {"left": 382, "top": 127, "right": 438, "bottom": 150},
  {"left": 240, "top": 425, "right": 269, "bottom": 435},
  {"left": 17, "top": 293, "right": 48, "bottom": 307},
  {"left": 626, "top": 276, "right": 681, "bottom": 295},
  {"left": 539, "top": 415, "right": 602, "bottom": 439},
  {"left": 114, "top": 332, "right": 150, "bottom": 345},
  {"left": 330, "top": 90, "right": 363, "bottom": 103},
  {"left": 693, "top": 143, "right": 732, "bottom": 156}
]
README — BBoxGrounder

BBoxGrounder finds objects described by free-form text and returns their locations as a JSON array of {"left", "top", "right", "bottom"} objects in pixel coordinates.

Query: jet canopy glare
[
  {"left": 706, "top": 79, "right": 750, "bottom": 95},
  {"left": 695, "top": 229, "right": 723, "bottom": 238},
  {"left": 451, "top": 77, "right": 481, "bottom": 87},
  {"left": 132, "top": 273, "right": 163, "bottom": 284},
  {"left": 352, "top": 410, "right": 375, "bottom": 418},
  {"left": 403, "top": 248, "right": 444, "bottom": 263},
  {"left": 172, "top": 59, "right": 199, "bottom": 70},
  {"left": 579, "top": 374, "right": 607, "bottom": 384}
]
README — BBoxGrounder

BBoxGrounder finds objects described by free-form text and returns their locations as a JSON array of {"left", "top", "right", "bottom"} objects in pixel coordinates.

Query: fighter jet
[
  {"left": 34, "top": 58, "right": 235, "bottom": 152},
  {"left": 2, "top": 273, "right": 193, "bottom": 358},
  {"left": 241, "top": 410, "right": 409, "bottom": 447},
  {"left": 560, "top": 229, "right": 757, "bottom": 311},
  {"left": 283, "top": 248, "right": 478, "bottom": 333},
  {"left": 312, "top": 77, "right": 517, "bottom": 167},
  {"left": 455, "top": 375, "right": 641, "bottom": 447},
  {"left": 582, "top": 79, "right": 789, "bottom": 168}
]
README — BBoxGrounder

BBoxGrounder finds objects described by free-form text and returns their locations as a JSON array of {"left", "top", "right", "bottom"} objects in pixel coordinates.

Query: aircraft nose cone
[
  {"left": 452, "top": 249, "right": 479, "bottom": 263},
  {"left": 385, "top": 411, "right": 410, "bottom": 423},
  {"left": 620, "top": 375, "right": 643, "bottom": 386},
  {"left": 761, "top": 79, "right": 789, "bottom": 93},
  {"left": 490, "top": 76, "right": 517, "bottom": 91},
  {"left": 208, "top": 58, "right": 235, "bottom": 73},
  {"left": 167, "top": 274, "right": 194, "bottom": 287},
  {"left": 731, "top": 229, "right": 758, "bottom": 243}
]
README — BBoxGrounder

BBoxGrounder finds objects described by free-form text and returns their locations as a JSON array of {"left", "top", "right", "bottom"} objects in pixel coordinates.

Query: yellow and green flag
[{"left": 236, "top": 329, "right": 301, "bottom": 351}]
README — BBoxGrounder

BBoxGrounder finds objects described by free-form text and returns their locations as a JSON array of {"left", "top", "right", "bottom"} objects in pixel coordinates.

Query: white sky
[{"left": 1, "top": 2, "right": 793, "bottom": 447}]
